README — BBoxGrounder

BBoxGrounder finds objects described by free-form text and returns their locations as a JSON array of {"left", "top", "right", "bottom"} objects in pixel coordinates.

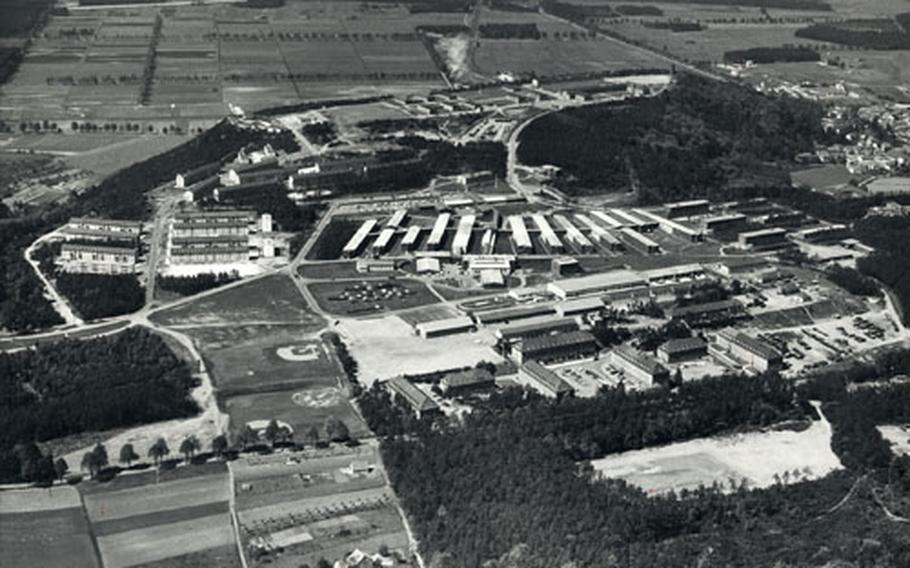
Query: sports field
[
  {"left": 0, "top": 486, "right": 99, "bottom": 568},
  {"left": 150, "top": 274, "right": 323, "bottom": 328},
  {"left": 590, "top": 416, "right": 842, "bottom": 494}
]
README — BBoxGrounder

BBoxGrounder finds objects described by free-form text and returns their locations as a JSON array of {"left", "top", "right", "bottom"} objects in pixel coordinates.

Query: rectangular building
[
  {"left": 657, "top": 337, "right": 708, "bottom": 363},
  {"left": 496, "top": 317, "right": 579, "bottom": 344},
  {"left": 386, "top": 377, "right": 440, "bottom": 418},
  {"left": 372, "top": 227, "right": 396, "bottom": 256},
  {"left": 665, "top": 199, "right": 709, "bottom": 219},
  {"left": 610, "top": 346, "right": 670, "bottom": 387},
  {"left": 738, "top": 228, "right": 788, "bottom": 250},
  {"left": 794, "top": 224, "right": 850, "bottom": 243},
  {"left": 702, "top": 214, "right": 747, "bottom": 233},
  {"left": 513, "top": 330, "right": 599, "bottom": 365},
  {"left": 508, "top": 215, "right": 532, "bottom": 253},
  {"left": 427, "top": 213, "right": 451, "bottom": 251},
  {"left": 386, "top": 209, "right": 409, "bottom": 228},
  {"left": 714, "top": 329, "right": 783, "bottom": 372},
  {"left": 452, "top": 215, "right": 476, "bottom": 257},
  {"left": 552, "top": 214, "right": 593, "bottom": 253},
  {"left": 415, "top": 316, "right": 476, "bottom": 338},
  {"left": 633, "top": 209, "right": 703, "bottom": 242},
  {"left": 618, "top": 228, "right": 660, "bottom": 255},
  {"left": 556, "top": 296, "right": 604, "bottom": 317},
  {"left": 342, "top": 219, "right": 378, "bottom": 258},
  {"left": 531, "top": 214, "right": 562, "bottom": 252},
  {"left": 401, "top": 225, "right": 422, "bottom": 252},
  {"left": 59, "top": 243, "right": 137, "bottom": 275},
  {"left": 547, "top": 269, "right": 646, "bottom": 300},
  {"left": 518, "top": 360, "right": 573, "bottom": 398},
  {"left": 592, "top": 210, "right": 624, "bottom": 229},
  {"left": 440, "top": 368, "right": 495, "bottom": 395},
  {"left": 575, "top": 214, "right": 622, "bottom": 250},
  {"left": 62, "top": 217, "right": 142, "bottom": 242}
]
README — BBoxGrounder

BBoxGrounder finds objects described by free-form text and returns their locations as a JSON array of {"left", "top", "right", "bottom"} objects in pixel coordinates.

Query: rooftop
[
  {"left": 658, "top": 336, "right": 708, "bottom": 355},
  {"left": 387, "top": 377, "right": 439, "bottom": 412},
  {"left": 613, "top": 345, "right": 669, "bottom": 376},
  {"left": 521, "top": 360, "right": 573, "bottom": 394},
  {"left": 518, "top": 330, "right": 598, "bottom": 353}
]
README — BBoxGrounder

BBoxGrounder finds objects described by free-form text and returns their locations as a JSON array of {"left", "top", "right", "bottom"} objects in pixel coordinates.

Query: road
[{"left": 23, "top": 228, "right": 84, "bottom": 327}]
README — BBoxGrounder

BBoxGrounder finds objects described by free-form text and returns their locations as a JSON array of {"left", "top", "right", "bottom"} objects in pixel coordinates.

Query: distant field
[
  {"left": 0, "top": 486, "right": 99, "bottom": 568},
  {"left": 150, "top": 274, "right": 323, "bottom": 328},
  {"left": 591, "top": 417, "right": 841, "bottom": 494}
]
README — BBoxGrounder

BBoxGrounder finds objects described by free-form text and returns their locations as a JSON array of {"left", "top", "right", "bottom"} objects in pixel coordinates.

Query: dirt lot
[
  {"left": 307, "top": 278, "right": 441, "bottom": 316},
  {"left": 879, "top": 424, "right": 910, "bottom": 456},
  {"left": 151, "top": 274, "right": 323, "bottom": 328},
  {"left": 338, "top": 314, "right": 504, "bottom": 385},
  {"left": 0, "top": 486, "right": 99, "bottom": 568},
  {"left": 590, "top": 414, "right": 842, "bottom": 495}
]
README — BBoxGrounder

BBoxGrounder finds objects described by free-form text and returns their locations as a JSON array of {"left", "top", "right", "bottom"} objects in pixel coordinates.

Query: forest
[
  {"left": 0, "top": 328, "right": 198, "bottom": 482},
  {"left": 157, "top": 272, "right": 240, "bottom": 296},
  {"left": 796, "top": 20, "right": 910, "bottom": 50},
  {"left": 366, "top": 365, "right": 910, "bottom": 567},
  {"left": 854, "top": 215, "right": 910, "bottom": 323},
  {"left": 518, "top": 73, "right": 826, "bottom": 203},
  {"left": 54, "top": 273, "right": 144, "bottom": 320}
]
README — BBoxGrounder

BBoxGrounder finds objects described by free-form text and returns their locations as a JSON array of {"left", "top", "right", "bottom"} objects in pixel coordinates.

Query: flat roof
[
  {"left": 62, "top": 243, "right": 137, "bottom": 255},
  {"left": 557, "top": 296, "right": 605, "bottom": 313},
  {"left": 69, "top": 217, "right": 142, "bottom": 229},
  {"left": 549, "top": 270, "right": 645, "bottom": 295},
  {"left": 343, "top": 219, "right": 377, "bottom": 254},
  {"left": 739, "top": 228, "right": 788, "bottom": 238},
  {"left": 497, "top": 317, "right": 579, "bottom": 340},
  {"left": 415, "top": 315, "right": 475, "bottom": 333},
  {"left": 642, "top": 263, "right": 705, "bottom": 281},
  {"left": 518, "top": 330, "right": 598, "bottom": 353},
  {"left": 665, "top": 199, "right": 709, "bottom": 209},
  {"left": 670, "top": 299, "right": 742, "bottom": 317},
  {"left": 508, "top": 215, "right": 531, "bottom": 249}
]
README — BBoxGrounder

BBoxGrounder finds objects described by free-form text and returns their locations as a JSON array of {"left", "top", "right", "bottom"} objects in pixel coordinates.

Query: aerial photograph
[{"left": 1, "top": 0, "right": 910, "bottom": 566}]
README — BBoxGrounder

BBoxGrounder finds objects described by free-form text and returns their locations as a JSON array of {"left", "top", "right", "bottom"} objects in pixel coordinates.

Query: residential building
[
  {"left": 610, "top": 346, "right": 670, "bottom": 387},
  {"left": 738, "top": 228, "right": 789, "bottom": 250},
  {"left": 512, "top": 330, "right": 599, "bottom": 364},
  {"left": 496, "top": 317, "right": 579, "bottom": 344},
  {"left": 440, "top": 368, "right": 495, "bottom": 395},
  {"left": 657, "top": 337, "right": 708, "bottom": 363},
  {"left": 61, "top": 217, "right": 142, "bottom": 242},
  {"left": 714, "top": 329, "right": 783, "bottom": 372},
  {"left": 518, "top": 360, "right": 573, "bottom": 398},
  {"left": 665, "top": 199, "right": 709, "bottom": 218},
  {"left": 59, "top": 242, "right": 137, "bottom": 274}
]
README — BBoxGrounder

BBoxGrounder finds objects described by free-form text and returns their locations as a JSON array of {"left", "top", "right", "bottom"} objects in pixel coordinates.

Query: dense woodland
[
  {"left": 796, "top": 18, "right": 910, "bottom": 50},
  {"left": 157, "top": 272, "right": 240, "bottom": 296},
  {"left": 518, "top": 74, "right": 827, "bottom": 203},
  {"left": 854, "top": 215, "right": 910, "bottom": 322},
  {"left": 54, "top": 273, "right": 144, "bottom": 320},
  {"left": 724, "top": 46, "right": 821, "bottom": 64},
  {"left": 0, "top": 328, "right": 197, "bottom": 482},
  {"left": 363, "top": 361, "right": 910, "bottom": 567}
]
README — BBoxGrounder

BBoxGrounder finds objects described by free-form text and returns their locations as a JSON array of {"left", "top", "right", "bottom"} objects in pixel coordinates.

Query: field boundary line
[
  {"left": 228, "top": 463, "right": 249, "bottom": 568},
  {"left": 78, "top": 488, "right": 106, "bottom": 568}
]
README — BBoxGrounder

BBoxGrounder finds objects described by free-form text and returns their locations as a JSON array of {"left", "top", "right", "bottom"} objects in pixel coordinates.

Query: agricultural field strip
[
  {"left": 0, "top": 507, "right": 101, "bottom": 568},
  {"left": 91, "top": 500, "right": 229, "bottom": 537},
  {"left": 232, "top": 449, "right": 375, "bottom": 481},
  {"left": 0, "top": 485, "right": 83, "bottom": 513},
  {"left": 237, "top": 486, "right": 392, "bottom": 524},
  {"left": 95, "top": 512, "right": 235, "bottom": 568},
  {"left": 83, "top": 473, "right": 230, "bottom": 522}
]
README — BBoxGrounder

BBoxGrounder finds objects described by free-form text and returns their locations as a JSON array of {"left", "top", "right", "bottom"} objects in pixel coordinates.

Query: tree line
[{"left": 0, "top": 328, "right": 198, "bottom": 482}]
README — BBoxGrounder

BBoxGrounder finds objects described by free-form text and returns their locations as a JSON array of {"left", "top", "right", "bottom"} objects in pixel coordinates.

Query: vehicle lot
[{"left": 307, "top": 278, "right": 440, "bottom": 316}]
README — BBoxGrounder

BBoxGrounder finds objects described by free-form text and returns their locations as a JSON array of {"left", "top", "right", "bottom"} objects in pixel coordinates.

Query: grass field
[
  {"left": 224, "top": 386, "right": 368, "bottom": 442},
  {"left": 184, "top": 324, "right": 343, "bottom": 396},
  {"left": 307, "top": 278, "right": 440, "bottom": 316},
  {"left": 151, "top": 274, "right": 323, "bottom": 328},
  {"left": 590, "top": 416, "right": 841, "bottom": 494},
  {"left": 0, "top": 486, "right": 99, "bottom": 568}
]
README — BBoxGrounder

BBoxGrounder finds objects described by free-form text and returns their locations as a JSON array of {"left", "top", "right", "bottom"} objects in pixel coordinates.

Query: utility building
[{"left": 657, "top": 337, "right": 708, "bottom": 363}]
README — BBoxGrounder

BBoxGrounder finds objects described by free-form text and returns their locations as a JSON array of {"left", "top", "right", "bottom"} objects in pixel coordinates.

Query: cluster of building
[
  {"left": 166, "top": 209, "right": 288, "bottom": 269},
  {"left": 57, "top": 217, "right": 143, "bottom": 274}
]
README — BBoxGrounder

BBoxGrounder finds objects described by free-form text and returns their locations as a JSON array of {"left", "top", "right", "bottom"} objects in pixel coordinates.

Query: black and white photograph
[{"left": 1, "top": 0, "right": 910, "bottom": 566}]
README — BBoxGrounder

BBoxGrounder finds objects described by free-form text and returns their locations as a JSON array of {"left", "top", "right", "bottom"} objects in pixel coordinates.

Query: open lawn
[
  {"left": 224, "top": 387, "right": 368, "bottom": 442},
  {"left": 338, "top": 314, "right": 503, "bottom": 386},
  {"left": 184, "top": 325, "right": 343, "bottom": 396},
  {"left": 590, "top": 416, "right": 842, "bottom": 494},
  {"left": 880, "top": 424, "right": 910, "bottom": 456},
  {"left": 150, "top": 274, "right": 323, "bottom": 328},
  {"left": 132, "top": 545, "right": 241, "bottom": 568}
]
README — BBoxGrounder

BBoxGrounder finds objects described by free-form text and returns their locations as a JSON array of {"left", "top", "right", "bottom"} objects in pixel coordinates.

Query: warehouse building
[
  {"left": 702, "top": 214, "right": 747, "bottom": 233},
  {"left": 342, "top": 219, "right": 378, "bottom": 258},
  {"left": 371, "top": 227, "right": 396, "bottom": 257},
  {"left": 512, "top": 330, "right": 599, "bottom": 364},
  {"left": 532, "top": 214, "right": 563, "bottom": 252},
  {"left": 574, "top": 214, "right": 622, "bottom": 250},
  {"left": 59, "top": 242, "right": 138, "bottom": 274},
  {"left": 508, "top": 215, "right": 532, "bottom": 253},
  {"left": 386, "top": 377, "right": 440, "bottom": 418},
  {"left": 547, "top": 269, "right": 646, "bottom": 300},
  {"left": 386, "top": 209, "right": 408, "bottom": 228},
  {"left": 657, "top": 337, "right": 708, "bottom": 363},
  {"left": 633, "top": 209, "right": 704, "bottom": 242},
  {"left": 737, "top": 228, "right": 789, "bottom": 250},
  {"left": 556, "top": 296, "right": 604, "bottom": 317},
  {"left": 714, "top": 329, "right": 783, "bottom": 372},
  {"left": 592, "top": 210, "right": 624, "bottom": 229},
  {"left": 401, "top": 225, "right": 422, "bottom": 252},
  {"left": 618, "top": 227, "right": 660, "bottom": 254},
  {"left": 415, "top": 316, "right": 475, "bottom": 339},
  {"left": 452, "top": 214, "right": 476, "bottom": 257},
  {"left": 665, "top": 199, "right": 709, "bottom": 218},
  {"left": 427, "top": 213, "right": 451, "bottom": 251},
  {"left": 610, "top": 345, "right": 670, "bottom": 387},
  {"left": 553, "top": 214, "right": 593, "bottom": 252},
  {"left": 518, "top": 360, "right": 573, "bottom": 398},
  {"left": 474, "top": 304, "right": 556, "bottom": 325},
  {"left": 496, "top": 317, "right": 579, "bottom": 344},
  {"left": 62, "top": 217, "right": 142, "bottom": 242},
  {"left": 794, "top": 224, "right": 850, "bottom": 243},
  {"left": 610, "top": 208, "right": 658, "bottom": 231}
]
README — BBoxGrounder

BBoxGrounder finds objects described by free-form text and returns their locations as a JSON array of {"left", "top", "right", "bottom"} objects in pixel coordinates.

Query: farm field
[
  {"left": 306, "top": 278, "right": 440, "bottom": 316},
  {"left": 0, "top": 486, "right": 100, "bottom": 568},
  {"left": 338, "top": 314, "right": 503, "bottom": 385},
  {"left": 184, "top": 324, "right": 344, "bottom": 396},
  {"left": 81, "top": 464, "right": 237, "bottom": 568},
  {"left": 150, "top": 274, "right": 323, "bottom": 328},
  {"left": 473, "top": 37, "right": 668, "bottom": 78},
  {"left": 590, "top": 414, "right": 842, "bottom": 494}
]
